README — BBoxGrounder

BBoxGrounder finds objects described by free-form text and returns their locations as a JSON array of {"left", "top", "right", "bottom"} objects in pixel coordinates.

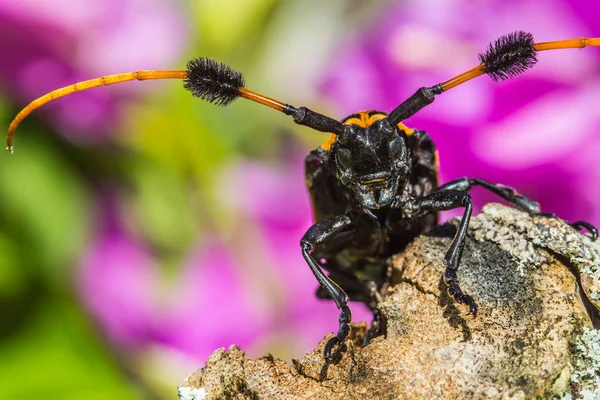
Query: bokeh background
[{"left": 1, "top": 0, "right": 599, "bottom": 398}]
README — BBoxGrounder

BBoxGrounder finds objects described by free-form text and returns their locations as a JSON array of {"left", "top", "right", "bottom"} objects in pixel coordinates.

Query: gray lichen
[{"left": 572, "top": 327, "right": 600, "bottom": 398}]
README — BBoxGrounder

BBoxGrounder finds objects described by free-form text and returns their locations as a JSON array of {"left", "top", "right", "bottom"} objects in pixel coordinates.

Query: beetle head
[{"left": 333, "top": 116, "right": 410, "bottom": 209}]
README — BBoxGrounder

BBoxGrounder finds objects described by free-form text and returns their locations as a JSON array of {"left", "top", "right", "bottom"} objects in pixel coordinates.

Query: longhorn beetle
[{"left": 7, "top": 31, "right": 600, "bottom": 360}]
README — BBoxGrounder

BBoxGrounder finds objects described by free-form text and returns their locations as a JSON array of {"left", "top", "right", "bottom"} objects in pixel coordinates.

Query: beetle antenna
[
  {"left": 387, "top": 31, "right": 600, "bottom": 125},
  {"left": 183, "top": 58, "right": 346, "bottom": 136},
  {"left": 7, "top": 58, "right": 345, "bottom": 153}
]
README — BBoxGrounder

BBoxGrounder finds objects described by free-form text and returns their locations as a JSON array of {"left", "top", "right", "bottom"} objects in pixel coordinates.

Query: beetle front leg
[
  {"left": 300, "top": 215, "right": 354, "bottom": 360},
  {"left": 409, "top": 190, "right": 477, "bottom": 315}
]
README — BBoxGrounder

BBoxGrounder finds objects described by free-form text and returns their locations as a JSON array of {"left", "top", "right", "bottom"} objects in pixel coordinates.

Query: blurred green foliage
[{"left": 0, "top": 299, "right": 144, "bottom": 399}]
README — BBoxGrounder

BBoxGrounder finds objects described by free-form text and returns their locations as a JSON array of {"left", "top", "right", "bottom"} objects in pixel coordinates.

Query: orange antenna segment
[
  {"left": 6, "top": 69, "right": 186, "bottom": 153},
  {"left": 535, "top": 37, "right": 600, "bottom": 51},
  {"left": 440, "top": 64, "right": 486, "bottom": 91},
  {"left": 238, "top": 87, "right": 286, "bottom": 112}
]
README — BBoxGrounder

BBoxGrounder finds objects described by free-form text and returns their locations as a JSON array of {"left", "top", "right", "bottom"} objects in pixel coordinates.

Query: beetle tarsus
[
  {"left": 324, "top": 305, "right": 352, "bottom": 360},
  {"left": 535, "top": 213, "right": 596, "bottom": 241},
  {"left": 444, "top": 269, "right": 478, "bottom": 316},
  {"left": 570, "top": 221, "right": 598, "bottom": 241}
]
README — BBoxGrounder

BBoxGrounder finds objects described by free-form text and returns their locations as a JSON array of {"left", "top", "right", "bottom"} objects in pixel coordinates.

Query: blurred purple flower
[
  {"left": 0, "top": 0, "right": 186, "bottom": 144},
  {"left": 79, "top": 193, "right": 271, "bottom": 361},
  {"left": 321, "top": 0, "right": 600, "bottom": 225},
  {"left": 79, "top": 224, "right": 158, "bottom": 347},
  {"left": 160, "top": 241, "right": 270, "bottom": 361}
]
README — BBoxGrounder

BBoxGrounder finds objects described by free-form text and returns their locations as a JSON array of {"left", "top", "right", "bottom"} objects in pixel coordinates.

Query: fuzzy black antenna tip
[
  {"left": 183, "top": 58, "right": 245, "bottom": 106},
  {"left": 479, "top": 31, "right": 538, "bottom": 82}
]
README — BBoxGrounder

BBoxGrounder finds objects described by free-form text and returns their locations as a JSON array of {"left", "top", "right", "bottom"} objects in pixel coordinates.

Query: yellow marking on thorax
[
  {"left": 320, "top": 133, "right": 337, "bottom": 151},
  {"left": 319, "top": 111, "right": 416, "bottom": 150},
  {"left": 342, "top": 111, "right": 387, "bottom": 128},
  {"left": 365, "top": 112, "right": 386, "bottom": 126},
  {"left": 342, "top": 117, "right": 361, "bottom": 126},
  {"left": 397, "top": 122, "right": 415, "bottom": 136}
]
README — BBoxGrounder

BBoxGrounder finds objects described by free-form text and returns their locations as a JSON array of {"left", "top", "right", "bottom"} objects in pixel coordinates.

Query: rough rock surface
[{"left": 178, "top": 204, "right": 600, "bottom": 400}]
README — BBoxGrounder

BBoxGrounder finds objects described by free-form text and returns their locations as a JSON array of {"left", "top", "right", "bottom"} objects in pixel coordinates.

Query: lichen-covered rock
[{"left": 179, "top": 204, "right": 600, "bottom": 399}]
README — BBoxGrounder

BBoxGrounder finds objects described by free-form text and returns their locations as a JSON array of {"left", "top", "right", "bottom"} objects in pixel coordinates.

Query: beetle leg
[
  {"left": 435, "top": 177, "right": 540, "bottom": 213},
  {"left": 410, "top": 190, "right": 477, "bottom": 315},
  {"left": 363, "top": 281, "right": 385, "bottom": 346},
  {"left": 363, "top": 308, "right": 385, "bottom": 346},
  {"left": 436, "top": 178, "right": 598, "bottom": 240},
  {"left": 300, "top": 215, "right": 354, "bottom": 360}
]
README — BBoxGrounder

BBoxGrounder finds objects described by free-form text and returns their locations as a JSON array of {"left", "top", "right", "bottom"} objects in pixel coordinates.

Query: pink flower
[
  {"left": 160, "top": 241, "right": 271, "bottom": 361},
  {"left": 80, "top": 230, "right": 159, "bottom": 347}
]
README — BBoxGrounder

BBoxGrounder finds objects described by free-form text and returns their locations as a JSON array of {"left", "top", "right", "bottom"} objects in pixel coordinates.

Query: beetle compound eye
[
  {"left": 389, "top": 137, "right": 408, "bottom": 166},
  {"left": 389, "top": 138, "right": 403, "bottom": 157},
  {"left": 336, "top": 147, "right": 353, "bottom": 171},
  {"left": 375, "top": 118, "right": 394, "bottom": 133}
]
